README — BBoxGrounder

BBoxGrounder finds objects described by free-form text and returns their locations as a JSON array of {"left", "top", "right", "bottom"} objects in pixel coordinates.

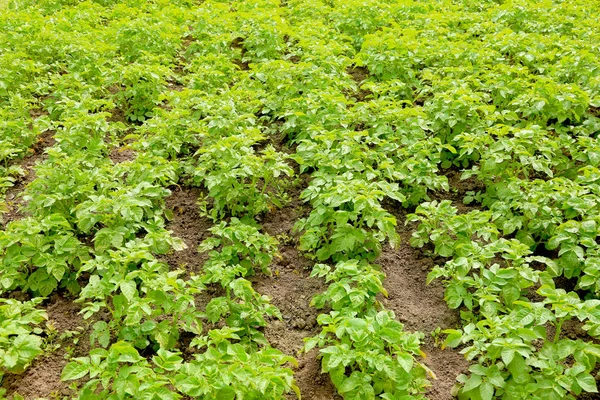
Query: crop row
[
  {"left": 2, "top": 0, "right": 600, "bottom": 399},
  {"left": 0, "top": 0, "right": 300, "bottom": 398}
]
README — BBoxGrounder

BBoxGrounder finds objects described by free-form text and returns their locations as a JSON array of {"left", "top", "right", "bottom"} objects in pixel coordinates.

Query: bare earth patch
[
  {"left": 377, "top": 238, "right": 468, "bottom": 400},
  {"left": 2, "top": 130, "right": 55, "bottom": 227},
  {"left": 162, "top": 186, "right": 212, "bottom": 274},
  {"left": 2, "top": 294, "right": 90, "bottom": 399}
]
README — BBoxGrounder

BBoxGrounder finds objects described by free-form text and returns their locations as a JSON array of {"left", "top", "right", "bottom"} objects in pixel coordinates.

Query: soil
[
  {"left": 1, "top": 294, "right": 89, "bottom": 400},
  {"left": 346, "top": 65, "right": 373, "bottom": 102},
  {"left": 109, "top": 146, "right": 136, "bottom": 164},
  {"left": 2, "top": 130, "right": 55, "bottom": 228},
  {"left": 162, "top": 186, "right": 213, "bottom": 274},
  {"left": 346, "top": 65, "right": 369, "bottom": 83},
  {"left": 377, "top": 237, "right": 468, "bottom": 400},
  {"left": 378, "top": 198, "right": 469, "bottom": 399},
  {"left": 252, "top": 244, "right": 339, "bottom": 400},
  {"left": 429, "top": 168, "right": 486, "bottom": 214}
]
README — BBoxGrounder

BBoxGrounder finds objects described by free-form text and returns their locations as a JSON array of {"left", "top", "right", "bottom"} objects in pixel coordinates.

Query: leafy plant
[
  {"left": 306, "top": 310, "right": 430, "bottom": 399},
  {"left": 0, "top": 298, "right": 46, "bottom": 375}
]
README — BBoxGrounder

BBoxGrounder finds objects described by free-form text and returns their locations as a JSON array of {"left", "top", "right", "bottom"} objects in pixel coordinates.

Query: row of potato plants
[
  {"left": 375, "top": 0, "right": 600, "bottom": 398},
  {"left": 0, "top": 40, "right": 50, "bottom": 378},
  {"left": 244, "top": 0, "right": 600, "bottom": 398},
  {"left": 0, "top": 0, "right": 302, "bottom": 398},
  {"left": 234, "top": 0, "right": 446, "bottom": 398}
]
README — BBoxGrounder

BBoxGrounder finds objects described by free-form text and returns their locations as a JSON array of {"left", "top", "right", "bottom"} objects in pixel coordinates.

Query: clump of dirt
[
  {"left": 286, "top": 55, "right": 301, "bottom": 64},
  {"left": 261, "top": 200, "right": 305, "bottom": 238},
  {"left": 429, "top": 169, "right": 486, "bottom": 214},
  {"left": 108, "top": 106, "right": 127, "bottom": 124},
  {"left": 346, "top": 65, "right": 369, "bottom": 83},
  {"left": 1, "top": 294, "right": 90, "bottom": 400},
  {"left": 167, "top": 81, "right": 187, "bottom": 92},
  {"left": 230, "top": 37, "right": 250, "bottom": 71},
  {"left": 162, "top": 186, "right": 212, "bottom": 273},
  {"left": 291, "top": 349, "right": 341, "bottom": 400},
  {"left": 345, "top": 66, "right": 373, "bottom": 102},
  {"left": 109, "top": 146, "right": 136, "bottom": 164},
  {"left": 28, "top": 107, "right": 49, "bottom": 120},
  {"left": 377, "top": 235, "right": 468, "bottom": 400},
  {"left": 260, "top": 175, "right": 309, "bottom": 237}
]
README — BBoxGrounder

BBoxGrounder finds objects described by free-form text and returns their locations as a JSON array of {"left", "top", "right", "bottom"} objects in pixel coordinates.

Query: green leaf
[
  {"left": 577, "top": 373, "right": 598, "bottom": 393},
  {"left": 463, "top": 374, "right": 482, "bottom": 393},
  {"left": 120, "top": 280, "right": 136, "bottom": 302},
  {"left": 436, "top": 242, "right": 454, "bottom": 257},
  {"left": 61, "top": 362, "right": 89, "bottom": 381},
  {"left": 480, "top": 381, "right": 494, "bottom": 400}
]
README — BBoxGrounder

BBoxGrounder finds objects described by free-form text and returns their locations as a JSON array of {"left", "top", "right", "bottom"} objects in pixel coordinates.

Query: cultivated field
[{"left": 1, "top": 0, "right": 599, "bottom": 399}]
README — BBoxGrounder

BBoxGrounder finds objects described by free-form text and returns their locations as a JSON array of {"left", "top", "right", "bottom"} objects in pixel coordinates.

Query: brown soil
[
  {"left": 346, "top": 65, "right": 369, "bottom": 83},
  {"left": 377, "top": 237, "right": 468, "bottom": 400},
  {"left": 253, "top": 244, "right": 340, "bottom": 400},
  {"left": 346, "top": 66, "right": 372, "bottom": 102},
  {"left": 1, "top": 294, "right": 89, "bottom": 400},
  {"left": 108, "top": 106, "right": 127, "bottom": 124},
  {"left": 257, "top": 184, "right": 339, "bottom": 399},
  {"left": 2, "top": 130, "right": 55, "bottom": 227},
  {"left": 427, "top": 168, "right": 485, "bottom": 215},
  {"left": 28, "top": 107, "right": 49, "bottom": 120},
  {"left": 162, "top": 186, "right": 212, "bottom": 274},
  {"left": 109, "top": 146, "right": 136, "bottom": 164}
]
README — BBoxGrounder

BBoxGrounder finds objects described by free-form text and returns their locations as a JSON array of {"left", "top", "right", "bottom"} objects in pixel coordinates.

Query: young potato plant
[
  {"left": 0, "top": 214, "right": 90, "bottom": 296},
  {"left": 295, "top": 172, "right": 402, "bottom": 261},
  {"left": 77, "top": 240, "right": 201, "bottom": 351},
  {"left": 203, "top": 278, "right": 282, "bottom": 347},
  {"left": 198, "top": 217, "right": 278, "bottom": 286},
  {"left": 62, "top": 341, "right": 181, "bottom": 400},
  {"left": 310, "top": 260, "right": 387, "bottom": 314},
  {"left": 74, "top": 181, "right": 172, "bottom": 253},
  {"left": 191, "top": 131, "right": 293, "bottom": 219},
  {"left": 0, "top": 298, "right": 46, "bottom": 376},
  {"left": 426, "top": 239, "right": 542, "bottom": 321},
  {"left": 132, "top": 107, "right": 202, "bottom": 159},
  {"left": 108, "top": 62, "right": 172, "bottom": 122},
  {"left": 444, "top": 285, "right": 600, "bottom": 400},
  {"left": 305, "top": 310, "right": 430, "bottom": 400},
  {"left": 180, "top": 328, "right": 300, "bottom": 399},
  {"left": 455, "top": 125, "right": 577, "bottom": 184},
  {"left": 407, "top": 200, "right": 499, "bottom": 258}
]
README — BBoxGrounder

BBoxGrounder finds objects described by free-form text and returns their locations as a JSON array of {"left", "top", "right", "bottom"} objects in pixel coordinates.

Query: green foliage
[
  {"left": 180, "top": 329, "right": 300, "bottom": 399},
  {"left": 295, "top": 173, "right": 401, "bottom": 261},
  {"left": 0, "top": 298, "right": 46, "bottom": 376},
  {"left": 199, "top": 218, "right": 279, "bottom": 285},
  {"left": 0, "top": 214, "right": 90, "bottom": 296},
  {"left": 62, "top": 341, "right": 181, "bottom": 399},
  {"left": 310, "top": 260, "right": 387, "bottom": 313},
  {"left": 2, "top": 0, "right": 600, "bottom": 398},
  {"left": 191, "top": 133, "right": 293, "bottom": 219},
  {"left": 306, "top": 310, "right": 430, "bottom": 400},
  {"left": 78, "top": 242, "right": 202, "bottom": 351}
]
